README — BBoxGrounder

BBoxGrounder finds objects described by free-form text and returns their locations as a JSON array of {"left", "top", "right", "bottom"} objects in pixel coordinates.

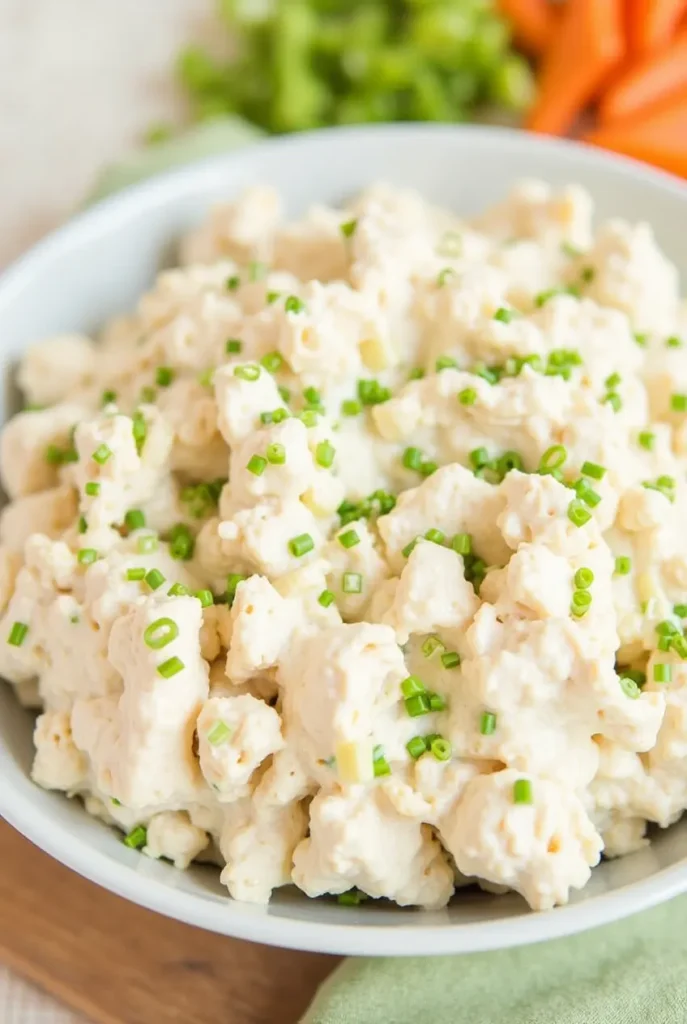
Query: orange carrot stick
[
  {"left": 585, "top": 87, "right": 687, "bottom": 178},
  {"left": 497, "top": 0, "right": 557, "bottom": 55},
  {"left": 628, "top": 0, "right": 687, "bottom": 55},
  {"left": 526, "top": 0, "right": 625, "bottom": 136},
  {"left": 600, "top": 28, "right": 687, "bottom": 123}
]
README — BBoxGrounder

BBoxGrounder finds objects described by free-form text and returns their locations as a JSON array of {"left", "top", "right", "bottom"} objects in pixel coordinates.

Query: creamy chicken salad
[{"left": 2, "top": 179, "right": 687, "bottom": 912}]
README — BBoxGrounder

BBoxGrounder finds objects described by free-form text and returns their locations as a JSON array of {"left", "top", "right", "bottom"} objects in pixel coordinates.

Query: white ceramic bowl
[{"left": 2, "top": 125, "right": 687, "bottom": 957}]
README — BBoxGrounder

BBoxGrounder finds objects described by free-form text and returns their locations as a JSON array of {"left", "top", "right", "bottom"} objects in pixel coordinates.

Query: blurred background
[{"left": 4, "top": 0, "right": 686, "bottom": 268}]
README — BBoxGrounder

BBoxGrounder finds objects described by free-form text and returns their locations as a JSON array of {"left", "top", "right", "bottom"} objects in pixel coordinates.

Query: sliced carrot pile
[
  {"left": 600, "top": 27, "right": 687, "bottom": 122},
  {"left": 585, "top": 87, "right": 687, "bottom": 177},
  {"left": 526, "top": 0, "right": 625, "bottom": 136},
  {"left": 628, "top": 0, "right": 687, "bottom": 55},
  {"left": 497, "top": 0, "right": 557, "bottom": 55}
]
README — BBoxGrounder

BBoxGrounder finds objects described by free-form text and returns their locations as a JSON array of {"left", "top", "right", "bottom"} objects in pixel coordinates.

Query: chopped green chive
[
  {"left": 226, "top": 573, "right": 247, "bottom": 604},
  {"left": 225, "top": 338, "right": 242, "bottom": 354},
  {"left": 341, "top": 399, "right": 362, "bottom": 417},
  {"left": 85, "top": 482, "right": 100, "bottom": 497},
  {"left": 92, "top": 444, "right": 112, "bottom": 465},
  {"left": 513, "top": 779, "right": 533, "bottom": 804},
  {"left": 493, "top": 307, "right": 515, "bottom": 323},
  {"left": 167, "top": 583, "right": 189, "bottom": 597},
  {"left": 78, "top": 516, "right": 87, "bottom": 534},
  {"left": 144, "top": 617, "right": 179, "bottom": 650},
  {"left": 299, "top": 410, "right": 319, "bottom": 428},
  {"left": 266, "top": 443, "right": 286, "bottom": 465},
  {"left": 614, "top": 556, "right": 632, "bottom": 576},
  {"left": 605, "top": 372, "right": 621, "bottom": 389},
  {"left": 144, "top": 569, "right": 165, "bottom": 591},
  {"left": 405, "top": 693, "right": 432, "bottom": 717},
  {"left": 402, "top": 537, "right": 420, "bottom": 558},
  {"left": 452, "top": 533, "right": 472, "bottom": 556},
  {"left": 634, "top": 331, "right": 648, "bottom": 347},
  {"left": 402, "top": 447, "right": 423, "bottom": 471},
  {"left": 480, "top": 711, "right": 496, "bottom": 735},
  {"left": 581, "top": 460, "right": 606, "bottom": 481},
  {"left": 337, "top": 889, "right": 367, "bottom": 906},
  {"left": 339, "top": 529, "right": 360, "bottom": 549},
  {"left": 195, "top": 589, "right": 214, "bottom": 607},
  {"left": 140, "top": 386, "right": 157, "bottom": 404},
  {"left": 620, "top": 675, "right": 641, "bottom": 699},
  {"left": 671, "top": 393, "right": 687, "bottom": 412},
  {"left": 284, "top": 295, "right": 306, "bottom": 314},
  {"left": 315, "top": 440, "right": 335, "bottom": 468},
  {"left": 156, "top": 366, "right": 175, "bottom": 387},
  {"left": 603, "top": 392, "right": 622, "bottom": 413},
  {"left": 234, "top": 364, "right": 260, "bottom": 382},
  {"left": 318, "top": 589, "right": 335, "bottom": 608},
  {"left": 436, "top": 267, "right": 455, "bottom": 287},
  {"left": 123, "top": 825, "right": 147, "bottom": 850},
  {"left": 342, "top": 571, "right": 362, "bottom": 594},
  {"left": 429, "top": 692, "right": 447, "bottom": 712},
  {"left": 458, "top": 388, "right": 477, "bottom": 406},
  {"left": 357, "top": 378, "right": 391, "bottom": 406},
  {"left": 339, "top": 218, "right": 358, "bottom": 237},
  {"left": 643, "top": 476, "right": 676, "bottom": 502},
  {"left": 496, "top": 450, "right": 524, "bottom": 478},
  {"left": 45, "top": 444, "right": 65, "bottom": 466},
  {"left": 289, "top": 534, "right": 314, "bottom": 558},
  {"left": 406, "top": 736, "right": 428, "bottom": 759},
  {"left": 470, "top": 447, "right": 490, "bottom": 471},
  {"left": 419, "top": 460, "right": 438, "bottom": 477},
  {"left": 125, "top": 509, "right": 145, "bottom": 531},
  {"left": 571, "top": 589, "right": 592, "bottom": 617},
  {"left": 638, "top": 430, "right": 655, "bottom": 451},
  {"left": 226, "top": 274, "right": 240, "bottom": 291},
  {"left": 435, "top": 355, "right": 458, "bottom": 372},
  {"left": 137, "top": 534, "right": 158, "bottom": 554},
  {"left": 656, "top": 620, "right": 679, "bottom": 637},
  {"left": 421, "top": 635, "right": 445, "bottom": 658},
  {"left": 247, "top": 454, "right": 267, "bottom": 476},
  {"left": 574, "top": 567, "right": 594, "bottom": 589},
  {"left": 102, "top": 389, "right": 117, "bottom": 405},
  {"left": 580, "top": 266, "right": 595, "bottom": 283},
  {"left": 157, "top": 656, "right": 185, "bottom": 678},
  {"left": 131, "top": 412, "right": 147, "bottom": 455},
  {"left": 401, "top": 675, "right": 426, "bottom": 698},
  {"left": 7, "top": 622, "right": 28, "bottom": 646},
  {"left": 674, "top": 604, "right": 687, "bottom": 618},
  {"left": 169, "top": 523, "right": 194, "bottom": 561},
  {"left": 666, "top": 335, "right": 683, "bottom": 348},
  {"left": 126, "top": 567, "right": 146, "bottom": 581},
  {"left": 372, "top": 745, "right": 391, "bottom": 777},
  {"left": 207, "top": 720, "right": 231, "bottom": 746},
  {"left": 430, "top": 737, "right": 451, "bottom": 761},
  {"left": 340, "top": 219, "right": 357, "bottom": 239},
  {"left": 425, "top": 528, "right": 445, "bottom": 545},
  {"left": 261, "top": 351, "right": 284, "bottom": 374},
  {"left": 568, "top": 500, "right": 592, "bottom": 528},
  {"left": 654, "top": 664, "right": 672, "bottom": 683},
  {"left": 672, "top": 635, "right": 687, "bottom": 659},
  {"left": 441, "top": 651, "right": 461, "bottom": 669},
  {"left": 77, "top": 548, "right": 97, "bottom": 565}
]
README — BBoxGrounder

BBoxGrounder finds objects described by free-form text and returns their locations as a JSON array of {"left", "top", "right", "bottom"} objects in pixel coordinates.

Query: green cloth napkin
[{"left": 96, "top": 115, "right": 687, "bottom": 1024}]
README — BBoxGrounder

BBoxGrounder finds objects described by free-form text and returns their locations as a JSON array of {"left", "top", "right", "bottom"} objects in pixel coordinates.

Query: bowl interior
[{"left": 2, "top": 125, "right": 687, "bottom": 955}]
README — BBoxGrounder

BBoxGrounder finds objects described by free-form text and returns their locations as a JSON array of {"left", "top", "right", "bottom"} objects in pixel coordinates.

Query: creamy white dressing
[{"left": 3, "top": 179, "right": 687, "bottom": 911}]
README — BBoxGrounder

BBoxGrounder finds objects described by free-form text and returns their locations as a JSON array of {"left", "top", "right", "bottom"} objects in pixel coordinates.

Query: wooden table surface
[{"left": 0, "top": 821, "right": 338, "bottom": 1024}]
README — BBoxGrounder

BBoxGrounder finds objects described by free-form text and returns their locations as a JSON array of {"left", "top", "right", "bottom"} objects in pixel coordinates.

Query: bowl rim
[{"left": 2, "top": 122, "right": 687, "bottom": 957}]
